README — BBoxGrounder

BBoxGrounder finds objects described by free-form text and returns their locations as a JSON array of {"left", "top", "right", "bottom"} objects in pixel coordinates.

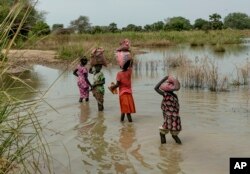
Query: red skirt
[{"left": 119, "top": 93, "right": 136, "bottom": 114}]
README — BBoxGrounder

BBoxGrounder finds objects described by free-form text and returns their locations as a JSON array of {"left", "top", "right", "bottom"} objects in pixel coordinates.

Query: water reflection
[
  {"left": 78, "top": 102, "right": 93, "bottom": 134},
  {"left": 133, "top": 60, "right": 162, "bottom": 80},
  {"left": 119, "top": 124, "right": 136, "bottom": 150},
  {"left": 117, "top": 124, "right": 152, "bottom": 173},
  {"left": 1, "top": 68, "right": 41, "bottom": 100},
  {"left": 77, "top": 112, "right": 110, "bottom": 173},
  {"left": 157, "top": 145, "right": 183, "bottom": 174}
]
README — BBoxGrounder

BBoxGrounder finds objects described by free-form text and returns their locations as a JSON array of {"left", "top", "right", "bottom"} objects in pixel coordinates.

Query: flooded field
[{"left": 18, "top": 45, "right": 250, "bottom": 174}]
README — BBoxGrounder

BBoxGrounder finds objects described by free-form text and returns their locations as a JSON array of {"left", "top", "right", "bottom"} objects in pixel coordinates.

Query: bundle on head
[
  {"left": 90, "top": 47, "right": 107, "bottom": 66},
  {"left": 115, "top": 39, "right": 132, "bottom": 69},
  {"left": 116, "top": 38, "right": 130, "bottom": 51},
  {"left": 160, "top": 76, "right": 180, "bottom": 92},
  {"left": 115, "top": 51, "right": 132, "bottom": 69}
]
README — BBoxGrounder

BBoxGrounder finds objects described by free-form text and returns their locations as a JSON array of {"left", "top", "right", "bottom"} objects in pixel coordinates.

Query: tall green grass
[
  {"left": 0, "top": 1, "right": 52, "bottom": 173},
  {"left": 24, "top": 30, "right": 245, "bottom": 63}
]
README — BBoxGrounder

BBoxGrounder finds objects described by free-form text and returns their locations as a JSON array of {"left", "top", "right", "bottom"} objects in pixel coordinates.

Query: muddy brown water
[{"left": 19, "top": 46, "right": 250, "bottom": 174}]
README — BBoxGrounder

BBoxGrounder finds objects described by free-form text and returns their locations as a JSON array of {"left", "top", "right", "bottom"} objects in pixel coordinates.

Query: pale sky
[{"left": 36, "top": 0, "right": 250, "bottom": 28}]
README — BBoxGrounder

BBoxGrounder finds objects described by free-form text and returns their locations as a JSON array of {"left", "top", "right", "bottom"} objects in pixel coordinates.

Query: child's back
[
  {"left": 117, "top": 68, "right": 132, "bottom": 96},
  {"left": 111, "top": 60, "right": 136, "bottom": 122}
]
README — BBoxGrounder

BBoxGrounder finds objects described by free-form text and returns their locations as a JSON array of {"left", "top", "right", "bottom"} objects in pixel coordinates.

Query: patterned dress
[
  {"left": 160, "top": 91, "right": 182, "bottom": 135},
  {"left": 92, "top": 71, "right": 105, "bottom": 104},
  {"left": 76, "top": 65, "right": 89, "bottom": 99}
]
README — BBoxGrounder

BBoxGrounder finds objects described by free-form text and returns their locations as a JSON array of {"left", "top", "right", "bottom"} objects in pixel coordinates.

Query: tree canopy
[
  {"left": 209, "top": 13, "right": 223, "bottom": 30},
  {"left": 70, "top": 16, "right": 91, "bottom": 33},
  {"left": 165, "top": 17, "right": 192, "bottom": 31},
  {"left": 194, "top": 18, "right": 210, "bottom": 30},
  {"left": 224, "top": 12, "right": 250, "bottom": 29},
  {"left": 0, "top": 0, "right": 49, "bottom": 39}
]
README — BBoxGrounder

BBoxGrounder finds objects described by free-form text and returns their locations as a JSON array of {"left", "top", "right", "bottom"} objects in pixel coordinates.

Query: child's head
[
  {"left": 80, "top": 56, "right": 88, "bottom": 66},
  {"left": 94, "top": 64, "right": 102, "bottom": 72},
  {"left": 122, "top": 60, "right": 131, "bottom": 71}
]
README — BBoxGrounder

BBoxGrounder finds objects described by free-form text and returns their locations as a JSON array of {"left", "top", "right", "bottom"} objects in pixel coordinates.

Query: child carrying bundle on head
[
  {"left": 110, "top": 39, "right": 136, "bottom": 122},
  {"left": 89, "top": 48, "right": 107, "bottom": 111},
  {"left": 110, "top": 60, "right": 135, "bottom": 122},
  {"left": 154, "top": 75, "right": 182, "bottom": 144}
]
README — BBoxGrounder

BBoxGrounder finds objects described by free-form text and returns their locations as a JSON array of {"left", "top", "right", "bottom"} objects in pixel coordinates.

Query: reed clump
[
  {"left": 166, "top": 54, "right": 191, "bottom": 68},
  {"left": 180, "top": 57, "right": 250, "bottom": 90},
  {"left": 190, "top": 40, "right": 205, "bottom": 47},
  {"left": 177, "top": 57, "right": 229, "bottom": 91},
  {"left": 232, "top": 62, "right": 250, "bottom": 86},
  {"left": 1, "top": 1, "right": 53, "bottom": 173}
]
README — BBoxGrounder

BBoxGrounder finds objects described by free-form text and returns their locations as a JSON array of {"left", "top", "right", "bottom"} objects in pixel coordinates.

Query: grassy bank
[{"left": 24, "top": 29, "right": 248, "bottom": 62}]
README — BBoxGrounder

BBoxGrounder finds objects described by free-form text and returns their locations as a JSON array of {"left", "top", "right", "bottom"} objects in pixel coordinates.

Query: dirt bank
[
  {"left": 2, "top": 49, "right": 71, "bottom": 73},
  {"left": 2, "top": 49, "right": 146, "bottom": 73},
  {"left": 6, "top": 49, "right": 60, "bottom": 64}
]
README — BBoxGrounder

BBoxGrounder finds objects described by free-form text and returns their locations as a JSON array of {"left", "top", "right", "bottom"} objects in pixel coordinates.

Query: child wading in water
[
  {"left": 90, "top": 64, "right": 105, "bottom": 111},
  {"left": 154, "top": 76, "right": 182, "bottom": 144},
  {"left": 73, "top": 57, "right": 92, "bottom": 102},
  {"left": 111, "top": 60, "right": 136, "bottom": 122}
]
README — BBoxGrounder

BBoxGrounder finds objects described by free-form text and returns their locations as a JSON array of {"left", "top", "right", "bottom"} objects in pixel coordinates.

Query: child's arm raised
[{"left": 154, "top": 76, "right": 168, "bottom": 96}]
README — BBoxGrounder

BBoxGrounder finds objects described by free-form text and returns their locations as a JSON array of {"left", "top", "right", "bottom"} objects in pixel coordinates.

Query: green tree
[
  {"left": 0, "top": 0, "right": 10, "bottom": 22},
  {"left": 194, "top": 18, "right": 210, "bottom": 30},
  {"left": 0, "top": 0, "right": 45, "bottom": 39},
  {"left": 209, "top": 13, "right": 223, "bottom": 30},
  {"left": 151, "top": 21, "right": 165, "bottom": 31},
  {"left": 144, "top": 24, "right": 152, "bottom": 31},
  {"left": 52, "top": 24, "right": 64, "bottom": 31},
  {"left": 70, "top": 15, "right": 91, "bottom": 33},
  {"left": 224, "top": 12, "right": 250, "bottom": 29},
  {"left": 122, "top": 24, "right": 142, "bottom": 32},
  {"left": 165, "top": 16, "right": 192, "bottom": 31},
  {"left": 108, "top": 22, "right": 118, "bottom": 33},
  {"left": 92, "top": 26, "right": 102, "bottom": 33},
  {"left": 31, "top": 21, "right": 50, "bottom": 36}
]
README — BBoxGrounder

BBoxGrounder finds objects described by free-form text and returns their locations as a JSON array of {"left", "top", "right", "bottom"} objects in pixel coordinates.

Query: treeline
[
  {"left": 1, "top": 0, "right": 250, "bottom": 39},
  {"left": 52, "top": 13, "right": 250, "bottom": 34}
]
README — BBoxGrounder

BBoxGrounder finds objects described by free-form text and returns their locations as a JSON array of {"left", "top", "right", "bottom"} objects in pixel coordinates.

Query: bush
[{"left": 58, "top": 45, "right": 84, "bottom": 60}]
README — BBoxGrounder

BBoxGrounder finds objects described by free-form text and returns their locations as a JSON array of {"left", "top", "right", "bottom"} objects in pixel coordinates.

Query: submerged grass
[{"left": 172, "top": 56, "right": 248, "bottom": 91}]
